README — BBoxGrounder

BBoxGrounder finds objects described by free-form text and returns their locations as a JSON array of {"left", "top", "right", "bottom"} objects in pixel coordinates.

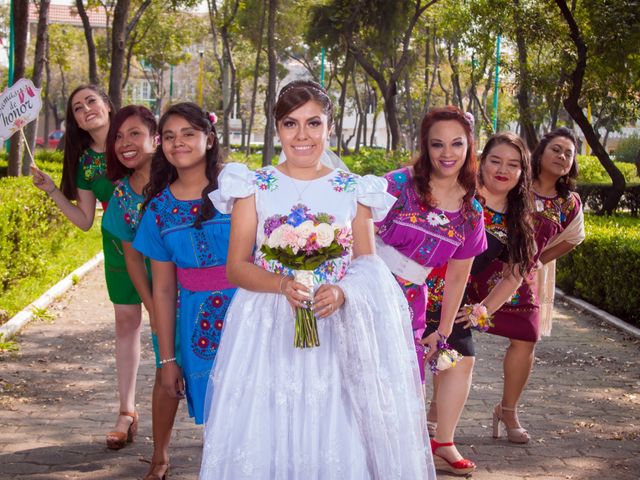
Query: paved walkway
[{"left": 1, "top": 264, "right": 639, "bottom": 479}]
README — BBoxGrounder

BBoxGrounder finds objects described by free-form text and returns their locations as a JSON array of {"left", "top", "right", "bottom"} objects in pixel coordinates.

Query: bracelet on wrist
[
  {"left": 47, "top": 185, "right": 57, "bottom": 195},
  {"left": 279, "top": 275, "right": 289, "bottom": 294},
  {"left": 159, "top": 357, "right": 176, "bottom": 365},
  {"left": 436, "top": 330, "right": 448, "bottom": 341}
]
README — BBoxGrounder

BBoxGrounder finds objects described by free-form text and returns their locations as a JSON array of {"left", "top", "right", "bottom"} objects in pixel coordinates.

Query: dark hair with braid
[
  {"left": 479, "top": 132, "right": 537, "bottom": 277},
  {"left": 142, "top": 102, "right": 221, "bottom": 229},
  {"left": 413, "top": 105, "right": 477, "bottom": 215},
  {"left": 274, "top": 79, "right": 333, "bottom": 127},
  {"left": 60, "top": 84, "right": 114, "bottom": 199},
  {"left": 106, "top": 105, "right": 157, "bottom": 181},
  {"left": 531, "top": 127, "right": 579, "bottom": 199}
]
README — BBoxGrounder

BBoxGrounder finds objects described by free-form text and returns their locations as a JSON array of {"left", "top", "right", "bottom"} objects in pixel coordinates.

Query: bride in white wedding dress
[{"left": 199, "top": 80, "right": 436, "bottom": 480}]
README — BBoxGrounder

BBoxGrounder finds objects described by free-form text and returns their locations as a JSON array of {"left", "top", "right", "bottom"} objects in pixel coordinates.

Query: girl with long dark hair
[
  {"left": 132, "top": 102, "right": 236, "bottom": 479},
  {"left": 31, "top": 85, "right": 144, "bottom": 450}
]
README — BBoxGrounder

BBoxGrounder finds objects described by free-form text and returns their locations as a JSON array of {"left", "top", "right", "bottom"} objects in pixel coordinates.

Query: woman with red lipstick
[
  {"left": 31, "top": 85, "right": 145, "bottom": 450},
  {"left": 482, "top": 127, "right": 583, "bottom": 443},
  {"left": 452, "top": 133, "right": 538, "bottom": 445},
  {"left": 102, "top": 106, "right": 181, "bottom": 477},
  {"left": 375, "top": 106, "right": 487, "bottom": 475}
]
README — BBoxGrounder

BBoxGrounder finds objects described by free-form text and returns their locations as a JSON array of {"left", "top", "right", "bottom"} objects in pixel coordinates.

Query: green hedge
[
  {"left": 342, "top": 148, "right": 410, "bottom": 176},
  {"left": 577, "top": 183, "right": 640, "bottom": 216},
  {"left": 0, "top": 176, "right": 75, "bottom": 294},
  {"left": 577, "top": 155, "right": 640, "bottom": 184},
  {"left": 557, "top": 214, "right": 640, "bottom": 327}
]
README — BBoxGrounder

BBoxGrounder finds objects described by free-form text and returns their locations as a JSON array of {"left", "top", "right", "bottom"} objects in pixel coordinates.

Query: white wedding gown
[{"left": 199, "top": 163, "right": 436, "bottom": 479}]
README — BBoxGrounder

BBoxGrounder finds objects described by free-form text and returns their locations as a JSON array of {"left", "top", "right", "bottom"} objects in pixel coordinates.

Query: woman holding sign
[{"left": 31, "top": 85, "right": 143, "bottom": 450}]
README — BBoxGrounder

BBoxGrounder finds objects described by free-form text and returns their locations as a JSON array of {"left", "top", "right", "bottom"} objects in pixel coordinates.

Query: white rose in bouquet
[
  {"left": 267, "top": 224, "right": 286, "bottom": 248},
  {"left": 435, "top": 352, "right": 454, "bottom": 371},
  {"left": 315, "top": 223, "right": 335, "bottom": 247}
]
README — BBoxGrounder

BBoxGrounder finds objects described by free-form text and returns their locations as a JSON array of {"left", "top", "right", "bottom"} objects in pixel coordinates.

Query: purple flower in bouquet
[{"left": 264, "top": 214, "right": 287, "bottom": 237}]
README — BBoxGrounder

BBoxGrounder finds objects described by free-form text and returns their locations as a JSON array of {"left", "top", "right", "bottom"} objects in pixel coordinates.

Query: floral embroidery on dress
[
  {"left": 150, "top": 188, "right": 202, "bottom": 230},
  {"left": 192, "top": 291, "right": 231, "bottom": 360},
  {"left": 426, "top": 265, "right": 447, "bottom": 313},
  {"left": 192, "top": 229, "right": 215, "bottom": 267},
  {"left": 330, "top": 170, "right": 357, "bottom": 193},
  {"left": 255, "top": 168, "right": 278, "bottom": 191},
  {"left": 113, "top": 180, "right": 143, "bottom": 232},
  {"left": 483, "top": 206, "right": 508, "bottom": 245},
  {"left": 535, "top": 193, "right": 578, "bottom": 228},
  {"left": 80, "top": 150, "right": 105, "bottom": 182},
  {"left": 385, "top": 168, "right": 409, "bottom": 199}
]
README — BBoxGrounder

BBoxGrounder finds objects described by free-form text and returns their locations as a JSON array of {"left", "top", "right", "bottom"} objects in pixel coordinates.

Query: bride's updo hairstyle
[{"left": 274, "top": 80, "right": 334, "bottom": 128}]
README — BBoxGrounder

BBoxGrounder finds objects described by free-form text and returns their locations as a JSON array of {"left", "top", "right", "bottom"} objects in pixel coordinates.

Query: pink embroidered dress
[{"left": 375, "top": 167, "right": 487, "bottom": 379}]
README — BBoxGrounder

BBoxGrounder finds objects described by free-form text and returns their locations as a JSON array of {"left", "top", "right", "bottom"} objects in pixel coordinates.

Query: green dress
[{"left": 75, "top": 148, "right": 141, "bottom": 304}]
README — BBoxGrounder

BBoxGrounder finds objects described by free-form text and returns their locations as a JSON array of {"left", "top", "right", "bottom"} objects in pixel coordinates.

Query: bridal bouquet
[
  {"left": 427, "top": 339, "right": 464, "bottom": 375},
  {"left": 260, "top": 204, "right": 353, "bottom": 348}
]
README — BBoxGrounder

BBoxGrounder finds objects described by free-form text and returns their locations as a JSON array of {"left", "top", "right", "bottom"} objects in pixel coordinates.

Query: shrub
[
  {"left": 577, "top": 155, "right": 640, "bottom": 184},
  {"left": 0, "top": 177, "right": 74, "bottom": 295},
  {"left": 557, "top": 214, "right": 640, "bottom": 327},
  {"left": 342, "top": 147, "right": 411, "bottom": 176},
  {"left": 613, "top": 134, "right": 640, "bottom": 164},
  {"left": 577, "top": 183, "right": 640, "bottom": 215}
]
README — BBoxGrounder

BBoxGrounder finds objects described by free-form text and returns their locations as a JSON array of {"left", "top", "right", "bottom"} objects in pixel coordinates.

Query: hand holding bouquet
[
  {"left": 426, "top": 339, "right": 464, "bottom": 375},
  {"left": 261, "top": 204, "right": 353, "bottom": 348}
]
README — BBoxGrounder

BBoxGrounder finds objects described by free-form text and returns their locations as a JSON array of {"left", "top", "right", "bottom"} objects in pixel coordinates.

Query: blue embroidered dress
[{"left": 133, "top": 186, "right": 235, "bottom": 424}]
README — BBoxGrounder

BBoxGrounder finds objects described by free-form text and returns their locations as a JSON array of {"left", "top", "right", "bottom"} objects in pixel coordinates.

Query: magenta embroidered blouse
[{"left": 375, "top": 167, "right": 487, "bottom": 269}]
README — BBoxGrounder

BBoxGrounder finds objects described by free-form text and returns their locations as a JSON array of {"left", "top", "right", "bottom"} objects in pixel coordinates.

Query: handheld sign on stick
[{"left": 0, "top": 78, "right": 43, "bottom": 167}]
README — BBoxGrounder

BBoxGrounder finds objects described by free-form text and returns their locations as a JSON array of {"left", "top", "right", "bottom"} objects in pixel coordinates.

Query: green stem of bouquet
[{"left": 294, "top": 306, "right": 320, "bottom": 348}]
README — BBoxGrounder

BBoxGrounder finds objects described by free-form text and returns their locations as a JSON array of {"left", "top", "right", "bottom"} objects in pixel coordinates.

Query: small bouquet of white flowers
[
  {"left": 260, "top": 204, "right": 353, "bottom": 348},
  {"left": 427, "top": 339, "right": 464, "bottom": 375}
]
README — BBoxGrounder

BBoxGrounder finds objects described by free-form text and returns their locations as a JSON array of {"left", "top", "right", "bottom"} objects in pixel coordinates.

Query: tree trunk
[
  {"left": 44, "top": 38, "right": 51, "bottom": 149},
  {"left": 403, "top": 69, "right": 415, "bottom": 151},
  {"left": 447, "top": 42, "right": 463, "bottom": 109},
  {"left": 513, "top": 0, "right": 537, "bottom": 150},
  {"left": 381, "top": 84, "right": 401, "bottom": 150},
  {"left": 246, "top": 0, "right": 266, "bottom": 156},
  {"left": 108, "top": 0, "right": 130, "bottom": 110},
  {"left": 75, "top": 0, "right": 99, "bottom": 86},
  {"left": 22, "top": 0, "right": 50, "bottom": 174},
  {"left": 262, "top": 0, "right": 277, "bottom": 166},
  {"left": 7, "top": 0, "right": 29, "bottom": 177},
  {"left": 555, "top": 0, "right": 624, "bottom": 214},
  {"left": 336, "top": 51, "right": 354, "bottom": 157}
]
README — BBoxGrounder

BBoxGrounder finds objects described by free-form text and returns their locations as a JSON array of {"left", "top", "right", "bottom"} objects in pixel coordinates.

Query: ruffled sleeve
[
  {"left": 209, "top": 162, "right": 256, "bottom": 214},
  {"left": 355, "top": 174, "right": 398, "bottom": 222}
]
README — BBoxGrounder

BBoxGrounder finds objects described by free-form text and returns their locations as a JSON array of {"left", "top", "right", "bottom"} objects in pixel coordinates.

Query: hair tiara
[{"left": 277, "top": 82, "right": 329, "bottom": 100}]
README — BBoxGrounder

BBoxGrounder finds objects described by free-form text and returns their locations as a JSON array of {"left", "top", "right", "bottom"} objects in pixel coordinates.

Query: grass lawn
[{"left": 0, "top": 216, "right": 103, "bottom": 319}]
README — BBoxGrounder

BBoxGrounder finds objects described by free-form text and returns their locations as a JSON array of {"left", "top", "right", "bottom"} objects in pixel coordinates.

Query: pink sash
[{"left": 176, "top": 266, "right": 235, "bottom": 292}]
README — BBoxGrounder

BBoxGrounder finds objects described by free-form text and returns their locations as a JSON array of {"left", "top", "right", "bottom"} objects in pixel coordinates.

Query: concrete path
[{"left": 1, "top": 264, "right": 638, "bottom": 479}]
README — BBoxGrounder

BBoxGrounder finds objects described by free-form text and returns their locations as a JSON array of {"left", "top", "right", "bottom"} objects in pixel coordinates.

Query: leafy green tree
[{"left": 129, "top": 3, "right": 207, "bottom": 115}]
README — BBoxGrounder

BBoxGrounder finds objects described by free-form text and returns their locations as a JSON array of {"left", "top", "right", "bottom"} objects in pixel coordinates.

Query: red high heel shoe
[{"left": 430, "top": 439, "right": 476, "bottom": 475}]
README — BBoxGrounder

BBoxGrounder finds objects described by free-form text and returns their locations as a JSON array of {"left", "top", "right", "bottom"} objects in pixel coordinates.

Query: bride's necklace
[{"left": 282, "top": 164, "right": 324, "bottom": 202}]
